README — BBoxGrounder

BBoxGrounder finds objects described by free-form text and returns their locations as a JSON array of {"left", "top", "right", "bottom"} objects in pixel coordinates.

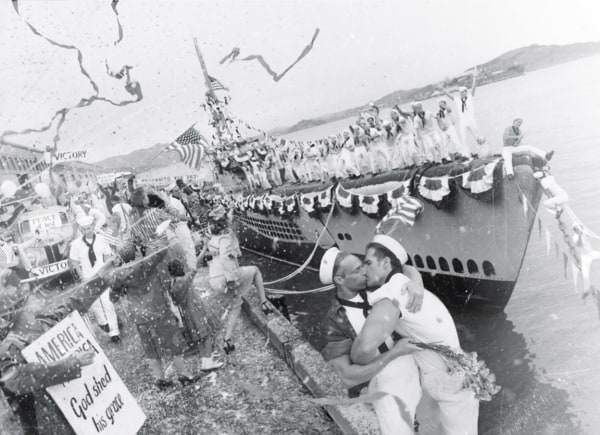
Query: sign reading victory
[{"left": 22, "top": 311, "right": 146, "bottom": 435}]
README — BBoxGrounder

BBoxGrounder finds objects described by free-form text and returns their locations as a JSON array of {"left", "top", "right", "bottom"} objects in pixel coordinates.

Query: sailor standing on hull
[
  {"left": 436, "top": 98, "right": 469, "bottom": 159},
  {"left": 412, "top": 102, "right": 447, "bottom": 163},
  {"left": 339, "top": 130, "right": 362, "bottom": 177}
]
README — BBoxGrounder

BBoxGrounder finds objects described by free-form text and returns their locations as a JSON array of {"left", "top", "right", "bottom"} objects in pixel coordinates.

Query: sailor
[
  {"left": 69, "top": 214, "right": 121, "bottom": 343},
  {"left": 396, "top": 117, "right": 421, "bottom": 168},
  {"left": 442, "top": 70, "right": 485, "bottom": 156},
  {"left": 326, "top": 136, "right": 343, "bottom": 179},
  {"left": 352, "top": 235, "right": 480, "bottom": 435},
  {"left": 502, "top": 118, "right": 554, "bottom": 178},
  {"left": 264, "top": 148, "right": 283, "bottom": 186},
  {"left": 367, "top": 124, "right": 392, "bottom": 173},
  {"left": 306, "top": 142, "right": 325, "bottom": 182},
  {"left": 412, "top": 102, "right": 446, "bottom": 163},
  {"left": 166, "top": 183, "right": 197, "bottom": 271},
  {"left": 382, "top": 121, "right": 401, "bottom": 169},
  {"left": 319, "top": 247, "right": 425, "bottom": 435},
  {"left": 339, "top": 130, "right": 362, "bottom": 177},
  {"left": 351, "top": 125, "right": 375, "bottom": 174},
  {"left": 436, "top": 98, "right": 469, "bottom": 159}
]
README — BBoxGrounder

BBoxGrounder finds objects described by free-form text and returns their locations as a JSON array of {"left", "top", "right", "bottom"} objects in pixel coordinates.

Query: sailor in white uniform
[{"left": 352, "top": 235, "right": 479, "bottom": 435}]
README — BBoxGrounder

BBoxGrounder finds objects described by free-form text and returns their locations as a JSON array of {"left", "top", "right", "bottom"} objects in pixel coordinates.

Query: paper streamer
[
  {"left": 563, "top": 253, "right": 569, "bottom": 278},
  {"left": 545, "top": 229, "right": 552, "bottom": 254},
  {"left": 221, "top": 28, "right": 320, "bottom": 82},
  {"left": 522, "top": 194, "right": 528, "bottom": 216},
  {"left": 3, "top": 1, "right": 143, "bottom": 148},
  {"left": 538, "top": 217, "right": 542, "bottom": 240},
  {"left": 110, "top": 0, "right": 123, "bottom": 46}
]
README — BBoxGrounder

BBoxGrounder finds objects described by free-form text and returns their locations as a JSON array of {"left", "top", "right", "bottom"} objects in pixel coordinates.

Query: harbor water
[{"left": 252, "top": 54, "right": 600, "bottom": 434}]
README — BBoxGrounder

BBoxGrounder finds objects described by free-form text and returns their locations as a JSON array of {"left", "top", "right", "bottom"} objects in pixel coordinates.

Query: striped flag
[
  {"left": 208, "top": 75, "right": 228, "bottom": 92},
  {"left": 380, "top": 194, "right": 424, "bottom": 228},
  {"left": 167, "top": 125, "right": 208, "bottom": 169}
]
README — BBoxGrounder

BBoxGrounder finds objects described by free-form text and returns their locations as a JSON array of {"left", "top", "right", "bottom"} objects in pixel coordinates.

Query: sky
[{"left": 1, "top": 0, "right": 599, "bottom": 162}]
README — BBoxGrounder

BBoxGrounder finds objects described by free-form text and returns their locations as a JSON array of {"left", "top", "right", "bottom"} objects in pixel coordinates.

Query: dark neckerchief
[
  {"left": 461, "top": 97, "right": 468, "bottom": 112},
  {"left": 438, "top": 107, "right": 446, "bottom": 119},
  {"left": 418, "top": 112, "right": 426, "bottom": 126},
  {"left": 336, "top": 290, "right": 371, "bottom": 318},
  {"left": 82, "top": 234, "right": 97, "bottom": 267},
  {"left": 512, "top": 125, "right": 521, "bottom": 136}
]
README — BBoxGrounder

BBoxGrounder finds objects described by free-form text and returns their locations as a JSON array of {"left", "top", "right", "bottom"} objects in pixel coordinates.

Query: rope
[
  {"left": 564, "top": 205, "right": 600, "bottom": 240},
  {"left": 243, "top": 201, "right": 335, "bottom": 286},
  {"left": 265, "top": 284, "right": 334, "bottom": 295}
]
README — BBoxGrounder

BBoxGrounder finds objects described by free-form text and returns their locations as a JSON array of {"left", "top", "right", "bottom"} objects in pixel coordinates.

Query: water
[{"left": 254, "top": 55, "right": 600, "bottom": 434}]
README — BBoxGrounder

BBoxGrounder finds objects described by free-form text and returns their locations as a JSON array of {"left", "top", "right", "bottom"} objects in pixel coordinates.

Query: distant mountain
[
  {"left": 271, "top": 41, "right": 600, "bottom": 135},
  {"left": 94, "top": 142, "right": 184, "bottom": 171}
]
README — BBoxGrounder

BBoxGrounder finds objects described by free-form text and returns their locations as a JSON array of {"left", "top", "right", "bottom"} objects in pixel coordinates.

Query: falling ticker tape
[
  {"left": 220, "top": 28, "right": 320, "bottom": 82},
  {"left": 3, "top": 1, "right": 142, "bottom": 148}
]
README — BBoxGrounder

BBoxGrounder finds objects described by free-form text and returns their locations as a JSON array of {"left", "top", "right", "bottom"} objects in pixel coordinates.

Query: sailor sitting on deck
[
  {"left": 502, "top": 118, "right": 555, "bottom": 178},
  {"left": 351, "top": 235, "right": 479, "bottom": 435},
  {"left": 320, "top": 247, "right": 425, "bottom": 435}
]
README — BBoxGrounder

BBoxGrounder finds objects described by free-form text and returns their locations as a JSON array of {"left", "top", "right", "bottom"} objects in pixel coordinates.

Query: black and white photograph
[{"left": 1, "top": 1, "right": 600, "bottom": 434}]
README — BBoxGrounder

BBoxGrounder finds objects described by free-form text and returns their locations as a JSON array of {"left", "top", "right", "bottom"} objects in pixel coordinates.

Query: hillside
[
  {"left": 271, "top": 41, "right": 600, "bottom": 135},
  {"left": 95, "top": 41, "right": 600, "bottom": 167},
  {"left": 94, "top": 142, "right": 184, "bottom": 171}
]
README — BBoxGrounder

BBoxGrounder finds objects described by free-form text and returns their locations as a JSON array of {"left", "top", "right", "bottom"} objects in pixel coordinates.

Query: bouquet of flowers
[{"left": 414, "top": 342, "right": 501, "bottom": 402}]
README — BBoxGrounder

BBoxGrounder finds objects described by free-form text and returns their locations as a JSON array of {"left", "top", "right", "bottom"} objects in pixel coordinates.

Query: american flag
[
  {"left": 209, "top": 75, "right": 228, "bottom": 92},
  {"left": 167, "top": 125, "right": 207, "bottom": 169},
  {"left": 378, "top": 194, "right": 424, "bottom": 231}
]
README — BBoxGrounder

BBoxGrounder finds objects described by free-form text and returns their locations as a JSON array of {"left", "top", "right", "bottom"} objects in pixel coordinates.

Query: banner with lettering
[{"left": 21, "top": 311, "right": 146, "bottom": 435}]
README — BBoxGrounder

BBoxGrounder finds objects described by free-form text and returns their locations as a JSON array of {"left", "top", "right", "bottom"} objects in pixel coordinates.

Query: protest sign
[{"left": 22, "top": 311, "right": 145, "bottom": 435}]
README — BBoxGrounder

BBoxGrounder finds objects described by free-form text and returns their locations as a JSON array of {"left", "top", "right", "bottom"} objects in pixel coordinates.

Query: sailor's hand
[
  {"left": 402, "top": 280, "right": 424, "bottom": 313},
  {"left": 76, "top": 351, "right": 96, "bottom": 367},
  {"left": 390, "top": 338, "right": 422, "bottom": 356}
]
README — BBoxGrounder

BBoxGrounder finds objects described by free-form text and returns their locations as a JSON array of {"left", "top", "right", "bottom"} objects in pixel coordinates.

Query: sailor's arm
[
  {"left": 329, "top": 347, "right": 404, "bottom": 388},
  {"left": 350, "top": 299, "right": 401, "bottom": 365},
  {"left": 471, "top": 67, "right": 478, "bottom": 96}
]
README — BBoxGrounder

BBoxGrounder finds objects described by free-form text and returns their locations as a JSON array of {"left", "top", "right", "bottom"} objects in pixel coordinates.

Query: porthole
[
  {"left": 482, "top": 261, "right": 496, "bottom": 276},
  {"left": 439, "top": 257, "right": 450, "bottom": 272},
  {"left": 467, "top": 260, "right": 479, "bottom": 274},
  {"left": 414, "top": 255, "right": 424, "bottom": 268},
  {"left": 426, "top": 256, "right": 436, "bottom": 270},
  {"left": 405, "top": 255, "right": 413, "bottom": 266},
  {"left": 344, "top": 233, "right": 352, "bottom": 240},
  {"left": 452, "top": 258, "right": 464, "bottom": 273},
  {"left": 337, "top": 233, "right": 344, "bottom": 240}
]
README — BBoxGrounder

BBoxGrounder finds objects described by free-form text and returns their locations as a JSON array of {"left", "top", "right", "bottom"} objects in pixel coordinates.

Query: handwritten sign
[
  {"left": 29, "top": 213, "right": 62, "bottom": 230},
  {"left": 22, "top": 311, "right": 146, "bottom": 435}
]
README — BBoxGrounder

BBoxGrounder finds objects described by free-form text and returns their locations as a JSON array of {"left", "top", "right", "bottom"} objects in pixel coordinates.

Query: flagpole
[{"left": 191, "top": 35, "right": 233, "bottom": 143}]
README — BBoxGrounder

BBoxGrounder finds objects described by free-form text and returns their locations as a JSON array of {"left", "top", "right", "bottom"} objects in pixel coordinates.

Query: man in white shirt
[
  {"left": 352, "top": 235, "right": 479, "bottom": 435},
  {"left": 167, "top": 183, "right": 197, "bottom": 271},
  {"left": 69, "top": 215, "right": 121, "bottom": 343},
  {"left": 111, "top": 193, "right": 133, "bottom": 235}
]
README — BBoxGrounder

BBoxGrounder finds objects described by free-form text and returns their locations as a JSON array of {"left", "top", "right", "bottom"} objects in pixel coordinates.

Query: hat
[
  {"left": 76, "top": 215, "right": 94, "bottom": 227},
  {"left": 458, "top": 86, "right": 467, "bottom": 92},
  {"left": 208, "top": 204, "right": 227, "bottom": 220},
  {"left": 411, "top": 101, "right": 422, "bottom": 109},
  {"left": 382, "top": 120, "right": 391, "bottom": 127},
  {"left": 319, "top": 247, "right": 341, "bottom": 285},
  {"left": 371, "top": 234, "right": 408, "bottom": 265}
]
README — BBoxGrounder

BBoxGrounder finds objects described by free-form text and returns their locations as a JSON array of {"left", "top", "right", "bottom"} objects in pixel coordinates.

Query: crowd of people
[
  {"left": 215, "top": 74, "right": 487, "bottom": 191},
  {"left": 0, "top": 176, "right": 277, "bottom": 434}
]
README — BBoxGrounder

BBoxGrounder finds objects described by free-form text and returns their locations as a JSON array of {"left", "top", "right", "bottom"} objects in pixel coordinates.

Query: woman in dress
[{"left": 205, "top": 205, "right": 273, "bottom": 354}]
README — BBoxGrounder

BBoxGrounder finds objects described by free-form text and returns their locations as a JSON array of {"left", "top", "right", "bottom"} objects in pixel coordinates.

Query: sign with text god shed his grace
[{"left": 21, "top": 311, "right": 146, "bottom": 435}]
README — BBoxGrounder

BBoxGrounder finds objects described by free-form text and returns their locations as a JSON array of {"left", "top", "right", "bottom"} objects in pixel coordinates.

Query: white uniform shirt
[
  {"left": 69, "top": 235, "right": 112, "bottom": 279},
  {"left": 367, "top": 273, "right": 461, "bottom": 373},
  {"left": 453, "top": 93, "right": 477, "bottom": 127},
  {"left": 111, "top": 203, "right": 133, "bottom": 232}
]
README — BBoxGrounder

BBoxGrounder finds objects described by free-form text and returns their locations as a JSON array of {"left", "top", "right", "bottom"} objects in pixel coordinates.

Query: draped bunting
[
  {"left": 462, "top": 159, "right": 501, "bottom": 194},
  {"left": 335, "top": 184, "right": 354, "bottom": 210},
  {"left": 358, "top": 194, "right": 380, "bottom": 216},
  {"left": 418, "top": 176, "right": 451, "bottom": 202}
]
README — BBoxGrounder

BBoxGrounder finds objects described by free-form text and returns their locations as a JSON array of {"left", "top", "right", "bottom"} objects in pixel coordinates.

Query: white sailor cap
[
  {"left": 458, "top": 86, "right": 468, "bottom": 92},
  {"left": 319, "top": 247, "right": 341, "bottom": 285},
  {"left": 77, "top": 215, "right": 94, "bottom": 227},
  {"left": 371, "top": 234, "right": 408, "bottom": 265}
]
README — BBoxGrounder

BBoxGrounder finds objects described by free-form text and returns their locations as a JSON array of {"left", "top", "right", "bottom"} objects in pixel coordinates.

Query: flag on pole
[
  {"left": 208, "top": 75, "right": 228, "bottom": 92},
  {"left": 167, "top": 125, "right": 207, "bottom": 169}
]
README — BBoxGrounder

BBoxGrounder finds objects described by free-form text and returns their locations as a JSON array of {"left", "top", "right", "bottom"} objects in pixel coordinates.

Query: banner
[{"left": 22, "top": 311, "right": 145, "bottom": 435}]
